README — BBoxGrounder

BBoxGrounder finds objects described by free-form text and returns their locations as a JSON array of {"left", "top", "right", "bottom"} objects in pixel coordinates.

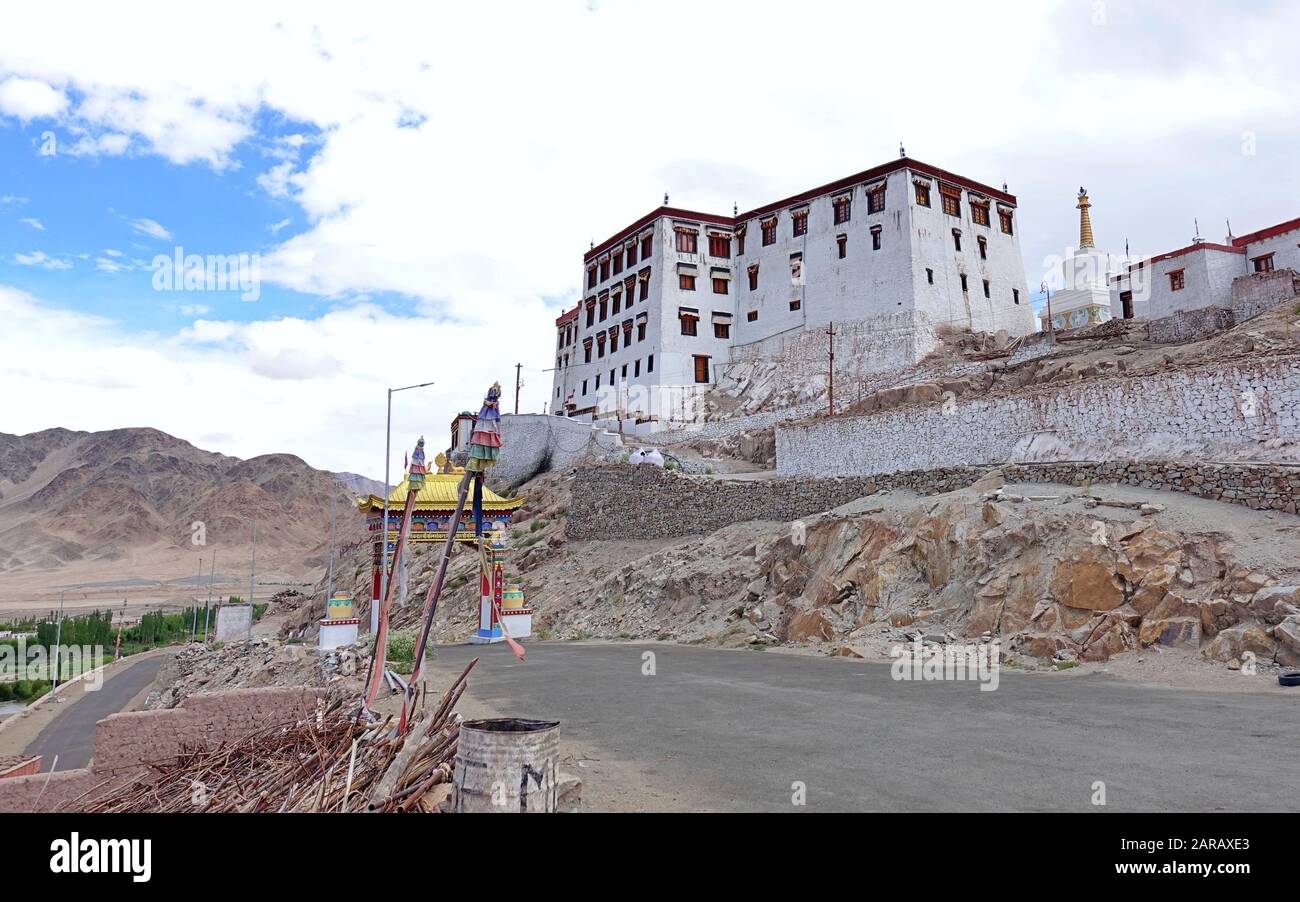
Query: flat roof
[{"left": 1232, "top": 215, "right": 1300, "bottom": 248}]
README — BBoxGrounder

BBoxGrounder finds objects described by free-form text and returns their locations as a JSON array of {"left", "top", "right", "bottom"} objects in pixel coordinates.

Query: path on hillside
[
  {"left": 426, "top": 641, "right": 1297, "bottom": 812},
  {"left": 23, "top": 655, "right": 168, "bottom": 771}
]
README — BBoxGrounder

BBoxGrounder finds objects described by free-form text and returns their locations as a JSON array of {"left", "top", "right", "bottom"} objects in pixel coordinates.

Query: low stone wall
[
  {"left": 1149, "top": 277, "right": 1296, "bottom": 344},
  {"left": 0, "top": 685, "right": 322, "bottom": 812},
  {"left": 566, "top": 460, "right": 1299, "bottom": 540},
  {"left": 777, "top": 355, "right": 1300, "bottom": 479},
  {"left": 1148, "top": 305, "right": 1237, "bottom": 344}
]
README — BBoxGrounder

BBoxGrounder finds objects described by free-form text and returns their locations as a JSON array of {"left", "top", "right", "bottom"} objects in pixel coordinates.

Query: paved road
[
  {"left": 427, "top": 641, "right": 1298, "bottom": 812},
  {"left": 24, "top": 655, "right": 167, "bottom": 771}
]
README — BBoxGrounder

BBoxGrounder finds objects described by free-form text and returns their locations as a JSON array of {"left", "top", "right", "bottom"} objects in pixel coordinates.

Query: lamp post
[
  {"left": 378, "top": 381, "right": 435, "bottom": 641},
  {"left": 1040, "top": 280, "right": 1055, "bottom": 343}
]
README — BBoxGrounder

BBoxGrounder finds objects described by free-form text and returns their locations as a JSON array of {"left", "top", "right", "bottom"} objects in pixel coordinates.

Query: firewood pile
[{"left": 84, "top": 660, "right": 476, "bottom": 813}]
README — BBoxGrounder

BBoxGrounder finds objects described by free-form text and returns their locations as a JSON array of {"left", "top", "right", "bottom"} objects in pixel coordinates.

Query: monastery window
[
  {"left": 789, "top": 298, "right": 801, "bottom": 311},
  {"left": 679, "top": 309, "right": 699, "bottom": 336},
  {"left": 972, "top": 201, "right": 991, "bottom": 227},
  {"left": 634, "top": 359, "right": 641, "bottom": 377},
  {"left": 714, "top": 320, "right": 730, "bottom": 339},
  {"left": 595, "top": 374, "right": 601, "bottom": 390},
  {"left": 600, "top": 258, "right": 610, "bottom": 281},
  {"left": 582, "top": 379, "right": 588, "bottom": 395},
  {"left": 736, "top": 228, "right": 746, "bottom": 255},
  {"left": 761, "top": 218, "right": 777, "bottom": 246},
  {"left": 610, "top": 330, "right": 618, "bottom": 352},
  {"left": 675, "top": 227, "right": 698, "bottom": 254},
  {"left": 611, "top": 292, "right": 621, "bottom": 315},
  {"left": 610, "top": 368, "right": 615, "bottom": 385},
  {"left": 626, "top": 244, "right": 637, "bottom": 267},
  {"left": 641, "top": 233, "right": 653, "bottom": 258},
  {"left": 625, "top": 276, "right": 636, "bottom": 303},
  {"left": 833, "top": 195, "right": 851, "bottom": 225},
  {"left": 1013, "top": 288, "right": 1021, "bottom": 305},
  {"left": 1252, "top": 253, "right": 1275, "bottom": 273},
  {"left": 597, "top": 334, "right": 606, "bottom": 357},
  {"left": 713, "top": 277, "right": 729, "bottom": 295},
  {"left": 679, "top": 273, "right": 696, "bottom": 291},
  {"left": 556, "top": 386, "right": 560, "bottom": 399},
  {"left": 587, "top": 266, "right": 597, "bottom": 289},
  {"left": 978, "top": 236, "right": 987, "bottom": 260},
  {"left": 693, "top": 355, "right": 711, "bottom": 384},
  {"left": 940, "top": 185, "right": 961, "bottom": 218},
  {"left": 837, "top": 234, "right": 848, "bottom": 259},
  {"left": 612, "top": 253, "right": 623, "bottom": 276},
  {"left": 952, "top": 229, "right": 962, "bottom": 252},
  {"left": 867, "top": 186, "right": 886, "bottom": 214},
  {"left": 709, "top": 233, "right": 731, "bottom": 258},
  {"left": 1169, "top": 269, "right": 1185, "bottom": 291},
  {"left": 648, "top": 354, "right": 654, "bottom": 373},
  {"left": 871, "top": 225, "right": 882, "bottom": 251},
  {"left": 982, "top": 279, "right": 990, "bottom": 298},
  {"left": 599, "top": 298, "right": 608, "bottom": 320},
  {"left": 926, "top": 268, "right": 934, "bottom": 284},
  {"left": 637, "top": 320, "right": 647, "bottom": 341},
  {"left": 747, "top": 310, "right": 759, "bottom": 322},
  {"left": 960, "top": 273, "right": 968, "bottom": 293},
  {"left": 792, "top": 208, "right": 809, "bottom": 237},
  {"left": 748, "top": 264, "right": 759, "bottom": 291},
  {"left": 914, "top": 181, "right": 931, "bottom": 207},
  {"left": 998, "top": 209, "right": 1014, "bottom": 235},
  {"left": 583, "top": 340, "right": 592, "bottom": 363},
  {"left": 621, "top": 363, "right": 628, "bottom": 379},
  {"left": 639, "top": 268, "right": 651, "bottom": 301}
]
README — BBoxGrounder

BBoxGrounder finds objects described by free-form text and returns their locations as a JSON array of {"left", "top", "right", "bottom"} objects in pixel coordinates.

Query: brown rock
[
  {"left": 1137, "top": 617, "right": 1201, "bottom": 648},
  {"left": 785, "top": 608, "right": 833, "bottom": 643},
  {"left": 1273, "top": 615, "right": 1300, "bottom": 666},
  {"left": 1050, "top": 546, "right": 1125, "bottom": 611},
  {"left": 1201, "top": 624, "right": 1275, "bottom": 662},
  {"left": 1247, "top": 586, "right": 1300, "bottom": 626}
]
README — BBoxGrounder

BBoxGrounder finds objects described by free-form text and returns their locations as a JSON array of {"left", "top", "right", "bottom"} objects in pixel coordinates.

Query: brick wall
[
  {"left": 567, "top": 460, "right": 1299, "bottom": 540},
  {"left": 0, "top": 686, "right": 322, "bottom": 812}
]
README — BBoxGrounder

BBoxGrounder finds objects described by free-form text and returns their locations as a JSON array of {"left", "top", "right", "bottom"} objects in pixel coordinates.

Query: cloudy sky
[{"left": 1, "top": 0, "right": 1297, "bottom": 478}]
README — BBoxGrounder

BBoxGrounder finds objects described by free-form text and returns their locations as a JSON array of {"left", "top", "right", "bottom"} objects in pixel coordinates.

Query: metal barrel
[{"left": 453, "top": 717, "right": 561, "bottom": 813}]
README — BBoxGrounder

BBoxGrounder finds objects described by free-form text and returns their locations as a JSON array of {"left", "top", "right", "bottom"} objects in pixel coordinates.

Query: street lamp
[
  {"left": 378, "top": 381, "right": 436, "bottom": 637},
  {"left": 1040, "top": 280, "right": 1055, "bottom": 343}
]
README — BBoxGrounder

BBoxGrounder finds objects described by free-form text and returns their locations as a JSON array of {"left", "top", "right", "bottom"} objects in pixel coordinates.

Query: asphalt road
[
  {"left": 24, "top": 655, "right": 167, "bottom": 771},
  {"left": 427, "top": 641, "right": 1298, "bottom": 812}
]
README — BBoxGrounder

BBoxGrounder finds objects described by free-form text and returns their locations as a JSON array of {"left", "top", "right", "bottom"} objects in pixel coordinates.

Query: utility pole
[
  {"left": 1041, "top": 281, "right": 1055, "bottom": 343},
  {"left": 247, "top": 523, "right": 256, "bottom": 640},
  {"left": 203, "top": 553, "right": 215, "bottom": 642},
  {"left": 514, "top": 363, "right": 523, "bottom": 415},
  {"left": 190, "top": 556, "right": 201, "bottom": 643},
  {"left": 826, "top": 321, "right": 836, "bottom": 417},
  {"left": 51, "top": 591, "right": 65, "bottom": 690}
]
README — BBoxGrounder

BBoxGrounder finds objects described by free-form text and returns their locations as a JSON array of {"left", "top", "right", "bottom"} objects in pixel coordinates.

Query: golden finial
[{"left": 1076, "top": 187, "right": 1095, "bottom": 250}]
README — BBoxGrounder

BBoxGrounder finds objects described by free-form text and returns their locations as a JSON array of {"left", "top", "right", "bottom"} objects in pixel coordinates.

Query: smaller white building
[
  {"left": 1110, "top": 215, "right": 1300, "bottom": 320},
  {"left": 1041, "top": 188, "right": 1118, "bottom": 332}
]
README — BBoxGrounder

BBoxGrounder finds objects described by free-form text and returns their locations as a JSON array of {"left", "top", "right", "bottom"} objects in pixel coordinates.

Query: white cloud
[
  {"left": 178, "top": 304, "right": 211, "bottom": 316},
  {"left": 14, "top": 251, "right": 71, "bottom": 270},
  {"left": 0, "top": 76, "right": 67, "bottom": 120},
  {"left": 130, "top": 217, "right": 172, "bottom": 241},
  {"left": 268, "top": 218, "right": 292, "bottom": 234},
  {"left": 102, "top": 248, "right": 123, "bottom": 257},
  {"left": 0, "top": 284, "right": 553, "bottom": 475},
  {"left": 257, "top": 160, "right": 298, "bottom": 198},
  {"left": 18, "top": 217, "right": 44, "bottom": 230},
  {"left": 95, "top": 255, "right": 133, "bottom": 273}
]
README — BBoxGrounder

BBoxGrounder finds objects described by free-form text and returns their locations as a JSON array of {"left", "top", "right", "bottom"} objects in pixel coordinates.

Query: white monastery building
[
  {"left": 552, "top": 155, "right": 1035, "bottom": 422},
  {"left": 1110, "top": 215, "right": 1300, "bottom": 321}
]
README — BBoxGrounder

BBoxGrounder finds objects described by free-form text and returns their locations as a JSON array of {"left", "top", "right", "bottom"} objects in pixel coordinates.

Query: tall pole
[
  {"left": 1041, "top": 281, "right": 1055, "bottom": 342},
  {"left": 51, "top": 591, "right": 65, "bottom": 690},
  {"left": 247, "top": 523, "right": 256, "bottom": 640},
  {"left": 827, "top": 321, "right": 836, "bottom": 417},
  {"left": 203, "top": 552, "right": 215, "bottom": 641},
  {"left": 326, "top": 483, "right": 337, "bottom": 601},
  {"left": 190, "top": 556, "right": 201, "bottom": 643},
  {"left": 514, "top": 363, "right": 522, "bottom": 415},
  {"left": 380, "top": 388, "right": 393, "bottom": 635}
]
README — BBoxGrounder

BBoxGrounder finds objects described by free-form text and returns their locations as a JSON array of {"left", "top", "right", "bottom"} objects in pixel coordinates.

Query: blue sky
[{"left": 1, "top": 0, "right": 1298, "bottom": 478}]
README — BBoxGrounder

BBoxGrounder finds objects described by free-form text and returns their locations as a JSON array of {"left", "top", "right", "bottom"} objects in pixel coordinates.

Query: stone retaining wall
[
  {"left": 0, "top": 685, "right": 323, "bottom": 812},
  {"left": 567, "top": 460, "right": 1299, "bottom": 541},
  {"left": 776, "top": 355, "right": 1300, "bottom": 478}
]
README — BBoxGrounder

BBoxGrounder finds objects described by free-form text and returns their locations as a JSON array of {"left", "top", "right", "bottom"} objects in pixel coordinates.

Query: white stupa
[{"left": 1042, "top": 188, "right": 1118, "bottom": 332}]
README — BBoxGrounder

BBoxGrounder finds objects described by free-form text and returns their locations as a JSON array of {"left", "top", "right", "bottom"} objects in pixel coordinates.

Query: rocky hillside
[
  {"left": 0, "top": 427, "right": 362, "bottom": 577},
  {"left": 286, "top": 466, "right": 1300, "bottom": 680}
]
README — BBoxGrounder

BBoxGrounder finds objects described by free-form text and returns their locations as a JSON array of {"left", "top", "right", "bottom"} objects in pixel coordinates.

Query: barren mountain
[{"left": 0, "top": 427, "right": 365, "bottom": 616}]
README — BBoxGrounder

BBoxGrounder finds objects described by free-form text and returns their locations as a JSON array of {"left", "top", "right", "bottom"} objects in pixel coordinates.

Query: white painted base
[{"left": 319, "top": 618, "right": 360, "bottom": 651}]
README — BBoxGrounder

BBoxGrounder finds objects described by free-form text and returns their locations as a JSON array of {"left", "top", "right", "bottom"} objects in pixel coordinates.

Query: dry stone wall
[
  {"left": 567, "top": 460, "right": 1299, "bottom": 541},
  {"left": 776, "top": 356, "right": 1300, "bottom": 478}
]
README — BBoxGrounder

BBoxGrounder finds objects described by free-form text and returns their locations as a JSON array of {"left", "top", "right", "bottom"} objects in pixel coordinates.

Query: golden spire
[{"left": 1077, "top": 187, "right": 1095, "bottom": 249}]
